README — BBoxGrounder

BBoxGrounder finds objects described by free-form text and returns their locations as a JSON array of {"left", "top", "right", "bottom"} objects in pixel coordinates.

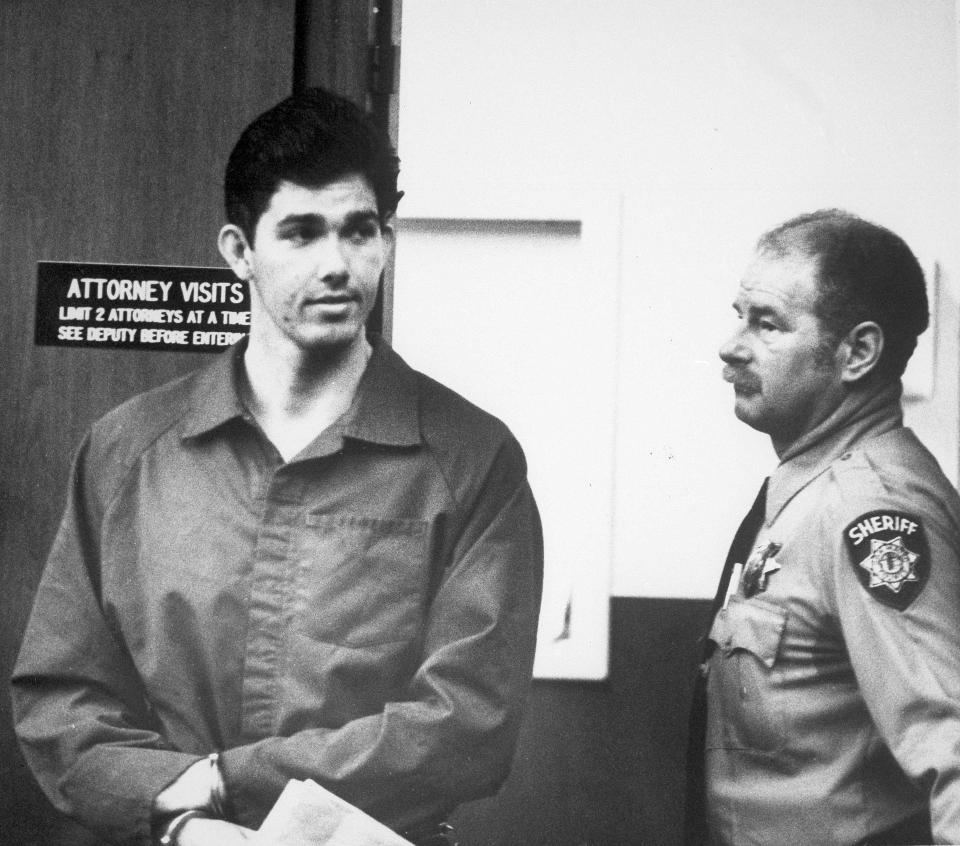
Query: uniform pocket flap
[{"left": 713, "top": 596, "right": 787, "bottom": 668}]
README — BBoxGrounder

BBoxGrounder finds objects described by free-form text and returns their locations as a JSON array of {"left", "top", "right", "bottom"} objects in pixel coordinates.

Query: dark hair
[
  {"left": 224, "top": 87, "right": 402, "bottom": 243},
  {"left": 757, "top": 209, "right": 928, "bottom": 382}
]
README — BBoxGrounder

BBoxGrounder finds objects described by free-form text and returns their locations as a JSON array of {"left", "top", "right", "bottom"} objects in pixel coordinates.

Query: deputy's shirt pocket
[
  {"left": 295, "top": 515, "right": 430, "bottom": 646},
  {"left": 707, "top": 595, "right": 788, "bottom": 753}
]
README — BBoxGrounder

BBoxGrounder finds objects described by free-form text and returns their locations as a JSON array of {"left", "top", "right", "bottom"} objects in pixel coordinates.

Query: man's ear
[
  {"left": 381, "top": 216, "right": 396, "bottom": 256},
  {"left": 839, "top": 321, "right": 884, "bottom": 383},
  {"left": 217, "top": 224, "right": 253, "bottom": 280}
]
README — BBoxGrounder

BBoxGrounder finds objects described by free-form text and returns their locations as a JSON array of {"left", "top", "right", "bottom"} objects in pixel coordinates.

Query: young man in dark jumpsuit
[
  {"left": 12, "top": 88, "right": 543, "bottom": 846},
  {"left": 689, "top": 209, "right": 960, "bottom": 845}
]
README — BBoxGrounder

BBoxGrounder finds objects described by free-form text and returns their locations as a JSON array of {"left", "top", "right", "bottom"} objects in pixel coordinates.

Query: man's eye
[
  {"left": 757, "top": 319, "right": 778, "bottom": 332},
  {"left": 346, "top": 222, "right": 380, "bottom": 244},
  {"left": 279, "top": 227, "right": 313, "bottom": 244}
]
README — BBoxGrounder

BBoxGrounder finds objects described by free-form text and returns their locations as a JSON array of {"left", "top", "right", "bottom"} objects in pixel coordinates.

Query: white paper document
[{"left": 254, "top": 779, "right": 414, "bottom": 845}]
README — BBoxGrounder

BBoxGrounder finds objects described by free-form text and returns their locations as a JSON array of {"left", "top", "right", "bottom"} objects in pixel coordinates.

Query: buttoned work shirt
[
  {"left": 705, "top": 383, "right": 960, "bottom": 845},
  {"left": 12, "top": 336, "right": 543, "bottom": 845}
]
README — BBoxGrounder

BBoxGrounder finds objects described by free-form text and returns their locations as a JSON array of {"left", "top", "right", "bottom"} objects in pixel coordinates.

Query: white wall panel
[{"left": 395, "top": 1, "right": 959, "bottom": 605}]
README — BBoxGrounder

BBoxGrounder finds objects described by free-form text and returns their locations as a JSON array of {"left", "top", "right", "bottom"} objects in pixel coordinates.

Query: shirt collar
[
  {"left": 766, "top": 380, "right": 904, "bottom": 524},
  {"left": 178, "top": 334, "right": 422, "bottom": 447},
  {"left": 344, "top": 334, "right": 422, "bottom": 447},
  {"left": 180, "top": 340, "right": 249, "bottom": 438}
]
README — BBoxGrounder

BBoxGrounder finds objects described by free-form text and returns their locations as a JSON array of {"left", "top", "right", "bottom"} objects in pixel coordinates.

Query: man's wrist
[
  {"left": 153, "top": 752, "right": 229, "bottom": 817},
  {"left": 207, "top": 752, "right": 229, "bottom": 817},
  {"left": 156, "top": 809, "right": 209, "bottom": 846}
]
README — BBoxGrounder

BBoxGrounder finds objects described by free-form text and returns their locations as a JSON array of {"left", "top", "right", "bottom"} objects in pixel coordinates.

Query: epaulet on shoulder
[{"left": 828, "top": 448, "right": 888, "bottom": 499}]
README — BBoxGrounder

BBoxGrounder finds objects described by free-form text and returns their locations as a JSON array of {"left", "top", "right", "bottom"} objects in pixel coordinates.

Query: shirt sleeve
[
  {"left": 11, "top": 437, "right": 202, "bottom": 845},
  {"left": 13, "top": 424, "right": 544, "bottom": 840},
  {"left": 218, "top": 434, "right": 544, "bottom": 832},
  {"left": 827, "top": 490, "right": 960, "bottom": 843}
]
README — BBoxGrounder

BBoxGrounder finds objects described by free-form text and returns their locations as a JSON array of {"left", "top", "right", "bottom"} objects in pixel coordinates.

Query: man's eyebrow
[
  {"left": 274, "top": 210, "right": 380, "bottom": 229},
  {"left": 275, "top": 213, "right": 325, "bottom": 229},
  {"left": 732, "top": 299, "right": 781, "bottom": 318},
  {"left": 343, "top": 209, "right": 381, "bottom": 225}
]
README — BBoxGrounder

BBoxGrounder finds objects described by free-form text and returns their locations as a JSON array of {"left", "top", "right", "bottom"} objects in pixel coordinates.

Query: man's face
[
  {"left": 243, "top": 174, "right": 390, "bottom": 356},
  {"left": 719, "top": 249, "right": 845, "bottom": 453}
]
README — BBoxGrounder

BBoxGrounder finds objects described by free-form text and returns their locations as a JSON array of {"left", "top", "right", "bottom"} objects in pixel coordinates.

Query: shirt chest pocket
[
  {"left": 295, "top": 515, "right": 431, "bottom": 646},
  {"left": 707, "top": 596, "right": 788, "bottom": 754}
]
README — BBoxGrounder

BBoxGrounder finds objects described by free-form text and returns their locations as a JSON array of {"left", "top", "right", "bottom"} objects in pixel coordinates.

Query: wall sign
[{"left": 35, "top": 261, "right": 250, "bottom": 352}]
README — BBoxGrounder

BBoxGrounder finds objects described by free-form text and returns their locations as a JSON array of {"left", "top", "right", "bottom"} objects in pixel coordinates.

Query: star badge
[{"left": 858, "top": 536, "right": 919, "bottom": 593}]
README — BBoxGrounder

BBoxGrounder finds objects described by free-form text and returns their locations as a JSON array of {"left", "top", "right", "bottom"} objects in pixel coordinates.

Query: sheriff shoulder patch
[{"left": 843, "top": 510, "right": 929, "bottom": 611}]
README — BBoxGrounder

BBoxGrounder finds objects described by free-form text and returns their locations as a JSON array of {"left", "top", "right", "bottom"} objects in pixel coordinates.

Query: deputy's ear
[
  {"left": 840, "top": 321, "right": 884, "bottom": 383},
  {"left": 217, "top": 224, "right": 253, "bottom": 280}
]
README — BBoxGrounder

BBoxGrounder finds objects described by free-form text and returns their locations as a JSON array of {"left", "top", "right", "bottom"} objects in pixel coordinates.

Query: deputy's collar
[{"left": 766, "top": 381, "right": 903, "bottom": 524}]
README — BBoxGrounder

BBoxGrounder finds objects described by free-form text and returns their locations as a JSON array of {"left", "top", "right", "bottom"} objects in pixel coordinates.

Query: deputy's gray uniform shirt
[{"left": 706, "top": 382, "right": 960, "bottom": 845}]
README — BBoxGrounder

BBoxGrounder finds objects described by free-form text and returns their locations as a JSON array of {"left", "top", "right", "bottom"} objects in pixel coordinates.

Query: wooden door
[{"left": 0, "top": 3, "right": 295, "bottom": 842}]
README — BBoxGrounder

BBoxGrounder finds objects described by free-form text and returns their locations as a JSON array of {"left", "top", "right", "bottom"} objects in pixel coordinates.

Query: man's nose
[
  {"left": 719, "top": 326, "right": 750, "bottom": 364},
  {"left": 316, "top": 235, "right": 349, "bottom": 284}
]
